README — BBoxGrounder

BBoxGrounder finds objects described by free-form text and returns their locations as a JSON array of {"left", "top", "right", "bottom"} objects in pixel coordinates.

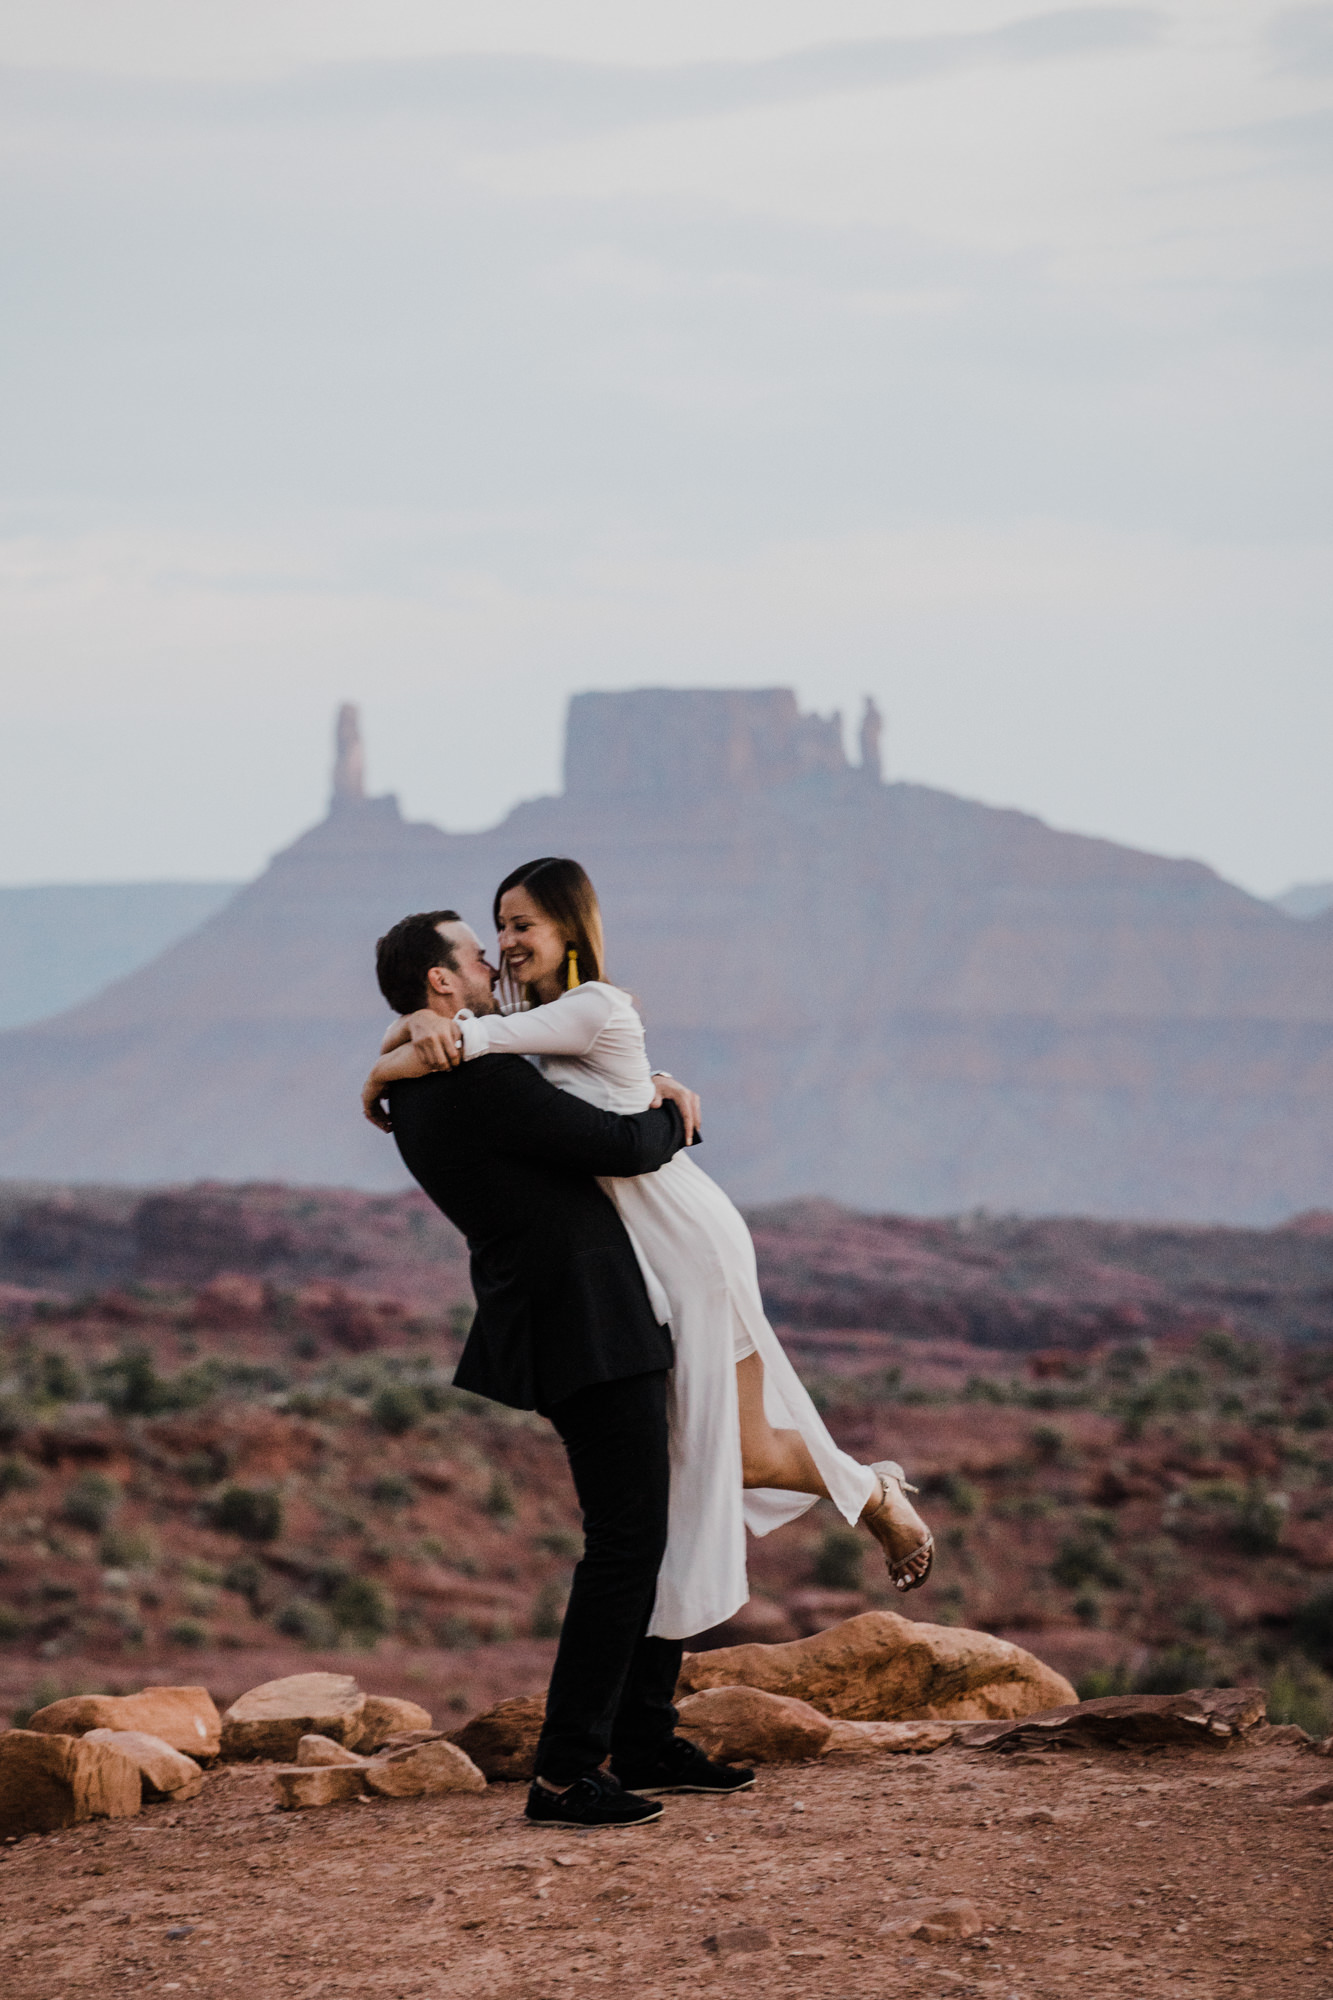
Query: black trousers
[{"left": 534, "top": 1369, "right": 683, "bottom": 1785}]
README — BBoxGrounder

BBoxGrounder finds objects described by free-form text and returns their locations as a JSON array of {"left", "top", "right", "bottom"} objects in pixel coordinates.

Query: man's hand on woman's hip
[{"left": 649, "top": 1073, "right": 701, "bottom": 1145}]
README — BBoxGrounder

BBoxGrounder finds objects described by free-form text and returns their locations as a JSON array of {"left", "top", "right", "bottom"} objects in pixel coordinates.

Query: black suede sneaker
[
  {"left": 524, "top": 1769, "right": 664, "bottom": 1829},
  {"left": 611, "top": 1735, "right": 756, "bottom": 1796}
]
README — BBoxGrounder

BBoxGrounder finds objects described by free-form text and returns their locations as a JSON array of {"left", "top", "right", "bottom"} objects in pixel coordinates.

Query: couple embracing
[{"left": 364, "top": 857, "right": 934, "bottom": 1830}]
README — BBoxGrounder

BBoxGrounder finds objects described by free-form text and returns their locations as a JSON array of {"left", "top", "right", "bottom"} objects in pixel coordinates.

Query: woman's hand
[
  {"left": 362, "top": 1074, "right": 393, "bottom": 1132},
  {"left": 402, "top": 1008, "right": 464, "bottom": 1070},
  {"left": 650, "top": 1072, "right": 701, "bottom": 1144}
]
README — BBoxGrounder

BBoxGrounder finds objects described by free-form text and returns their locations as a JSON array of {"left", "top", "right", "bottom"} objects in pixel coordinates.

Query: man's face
[{"left": 437, "top": 921, "right": 498, "bottom": 1015}]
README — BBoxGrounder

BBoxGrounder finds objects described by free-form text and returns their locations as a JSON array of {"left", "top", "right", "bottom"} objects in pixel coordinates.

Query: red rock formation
[{"left": 2, "top": 691, "right": 1333, "bottom": 1218}]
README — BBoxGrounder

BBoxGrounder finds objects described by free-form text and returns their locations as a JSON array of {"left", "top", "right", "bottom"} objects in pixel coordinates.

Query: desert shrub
[
  {"left": 34, "top": 1351, "right": 83, "bottom": 1402},
  {"left": 484, "top": 1471, "right": 516, "bottom": 1521},
  {"left": 535, "top": 1527, "right": 583, "bottom": 1560},
  {"left": 98, "top": 1526, "right": 157, "bottom": 1569},
  {"left": 1165, "top": 1481, "right": 1287, "bottom": 1556},
  {"left": 1265, "top": 1656, "right": 1333, "bottom": 1738},
  {"left": 1133, "top": 1644, "right": 1221, "bottom": 1695},
  {"left": 330, "top": 1574, "right": 391, "bottom": 1639},
  {"left": 531, "top": 1579, "right": 568, "bottom": 1638},
  {"left": 62, "top": 1472, "right": 120, "bottom": 1533},
  {"left": 167, "top": 1619, "right": 208, "bottom": 1648},
  {"left": 1293, "top": 1586, "right": 1333, "bottom": 1668},
  {"left": 963, "top": 1376, "right": 1009, "bottom": 1404},
  {"left": 0, "top": 1455, "right": 39, "bottom": 1497},
  {"left": 0, "top": 1397, "right": 28, "bottom": 1448},
  {"left": 1297, "top": 1399, "right": 1333, "bottom": 1432},
  {"left": 0, "top": 1605, "right": 29, "bottom": 1641},
  {"left": 223, "top": 1556, "right": 267, "bottom": 1608},
  {"left": 370, "top": 1472, "right": 415, "bottom": 1509},
  {"left": 1051, "top": 1533, "right": 1125, "bottom": 1592},
  {"left": 371, "top": 1383, "right": 423, "bottom": 1436},
  {"left": 813, "top": 1524, "right": 864, "bottom": 1590},
  {"left": 10, "top": 1676, "right": 87, "bottom": 1728},
  {"left": 275, "top": 1598, "right": 337, "bottom": 1647},
  {"left": 448, "top": 1302, "right": 475, "bottom": 1340},
  {"left": 94, "top": 1347, "right": 169, "bottom": 1415},
  {"left": 1197, "top": 1328, "right": 1263, "bottom": 1376},
  {"left": 1075, "top": 1660, "right": 1134, "bottom": 1700},
  {"left": 926, "top": 1472, "right": 980, "bottom": 1517},
  {"left": 213, "top": 1485, "right": 283, "bottom": 1543},
  {"left": 1180, "top": 1597, "right": 1229, "bottom": 1640},
  {"left": 1029, "top": 1425, "right": 1067, "bottom": 1465},
  {"left": 1072, "top": 1592, "right": 1102, "bottom": 1627}
]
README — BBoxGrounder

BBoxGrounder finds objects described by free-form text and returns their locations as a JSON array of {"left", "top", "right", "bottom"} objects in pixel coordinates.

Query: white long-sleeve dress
[{"left": 458, "top": 982, "right": 876, "bottom": 1640}]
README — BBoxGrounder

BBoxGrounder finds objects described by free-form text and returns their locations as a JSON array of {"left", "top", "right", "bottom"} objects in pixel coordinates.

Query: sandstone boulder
[
  {"left": 961, "top": 1686, "right": 1267, "bottom": 1754},
  {"left": 296, "top": 1734, "right": 367, "bottom": 1768},
  {"left": 676, "top": 1687, "right": 832, "bottom": 1763},
  {"left": 364, "top": 1738, "right": 487, "bottom": 1797},
  {"left": 0, "top": 1729, "right": 141, "bottom": 1836},
  {"left": 84, "top": 1729, "right": 203, "bottom": 1800},
  {"left": 272, "top": 1764, "right": 367, "bottom": 1809},
  {"left": 881, "top": 1897, "right": 983, "bottom": 1941},
  {"left": 449, "top": 1694, "right": 545, "bottom": 1782},
  {"left": 222, "top": 1673, "right": 366, "bottom": 1761},
  {"left": 821, "top": 1719, "right": 955, "bottom": 1758},
  {"left": 352, "top": 1695, "right": 433, "bottom": 1754},
  {"left": 677, "top": 1612, "right": 1075, "bottom": 1722},
  {"left": 25, "top": 1687, "right": 221, "bottom": 1759}
]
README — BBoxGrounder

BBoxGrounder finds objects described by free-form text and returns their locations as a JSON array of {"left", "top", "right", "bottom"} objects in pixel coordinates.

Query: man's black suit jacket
[{"left": 388, "top": 1054, "right": 687, "bottom": 1413}]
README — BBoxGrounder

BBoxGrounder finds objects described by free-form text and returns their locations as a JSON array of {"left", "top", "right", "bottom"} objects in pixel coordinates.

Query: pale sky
[{"left": 1, "top": 2, "right": 1330, "bottom": 895}]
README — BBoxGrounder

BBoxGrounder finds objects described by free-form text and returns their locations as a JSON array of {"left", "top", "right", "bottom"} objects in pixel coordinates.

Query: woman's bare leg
[
  {"left": 735, "top": 1354, "right": 932, "bottom": 1576},
  {"left": 737, "top": 1352, "right": 829, "bottom": 1496}
]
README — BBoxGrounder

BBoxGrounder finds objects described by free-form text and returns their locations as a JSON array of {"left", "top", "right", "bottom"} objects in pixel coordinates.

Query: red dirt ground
[{"left": 1, "top": 1730, "right": 1328, "bottom": 1999}]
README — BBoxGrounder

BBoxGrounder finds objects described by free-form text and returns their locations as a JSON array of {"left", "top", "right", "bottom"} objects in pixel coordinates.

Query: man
[{"left": 366, "top": 910, "right": 753, "bottom": 1829}]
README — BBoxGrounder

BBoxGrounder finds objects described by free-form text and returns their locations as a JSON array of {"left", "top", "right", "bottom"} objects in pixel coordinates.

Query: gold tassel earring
[{"left": 565, "top": 944, "right": 580, "bottom": 990}]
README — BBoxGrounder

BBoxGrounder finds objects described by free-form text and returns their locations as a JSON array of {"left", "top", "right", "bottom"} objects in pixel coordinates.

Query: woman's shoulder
[{"left": 582, "top": 982, "right": 642, "bottom": 1017}]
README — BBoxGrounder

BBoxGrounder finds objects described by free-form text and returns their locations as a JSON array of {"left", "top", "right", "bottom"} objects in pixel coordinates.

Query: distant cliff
[{"left": 2, "top": 689, "right": 1333, "bottom": 1220}]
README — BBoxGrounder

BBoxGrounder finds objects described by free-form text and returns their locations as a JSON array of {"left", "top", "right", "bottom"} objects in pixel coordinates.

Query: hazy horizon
[{"left": 2, "top": 2, "right": 1330, "bottom": 896}]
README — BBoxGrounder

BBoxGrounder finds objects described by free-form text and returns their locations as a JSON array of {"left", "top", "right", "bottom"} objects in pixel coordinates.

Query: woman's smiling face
[{"left": 497, "top": 884, "right": 567, "bottom": 993}]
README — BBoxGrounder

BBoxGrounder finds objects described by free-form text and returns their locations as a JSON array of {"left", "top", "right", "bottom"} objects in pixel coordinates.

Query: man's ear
[{"left": 425, "top": 964, "right": 453, "bottom": 998}]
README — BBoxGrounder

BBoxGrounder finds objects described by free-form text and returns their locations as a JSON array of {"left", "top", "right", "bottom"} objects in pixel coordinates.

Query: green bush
[
  {"left": 1133, "top": 1645, "right": 1220, "bottom": 1695},
  {"left": 167, "top": 1619, "right": 209, "bottom": 1649},
  {"left": 1051, "top": 1533, "right": 1125, "bottom": 1592},
  {"left": 535, "top": 1527, "right": 583, "bottom": 1560},
  {"left": 98, "top": 1527, "right": 157, "bottom": 1569},
  {"left": 213, "top": 1485, "right": 283, "bottom": 1543},
  {"left": 813, "top": 1524, "right": 864, "bottom": 1590},
  {"left": 1293, "top": 1586, "right": 1333, "bottom": 1667},
  {"left": 484, "top": 1471, "right": 516, "bottom": 1521},
  {"left": 370, "top": 1383, "right": 423, "bottom": 1436},
  {"left": 62, "top": 1472, "right": 120, "bottom": 1533},
  {"left": 370, "top": 1472, "right": 415, "bottom": 1509},
  {"left": 0, "top": 1605, "right": 29, "bottom": 1641},
  {"left": 1075, "top": 1661, "right": 1134, "bottom": 1700},
  {"left": 1265, "top": 1657, "right": 1333, "bottom": 1738},
  {"left": 531, "top": 1579, "right": 568, "bottom": 1639},
  {"left": 330, "top": 1575, "right": 392, "bottom": 1639},
  {"left": 35, "top": 1351, "right": 83, "bottom": 1402},
  {"left": 0, "top": 1456, "right": 39, "bottom": 1497},
  {"left": 275, "top": 1599, "right": 337, "bottom": 1647}
]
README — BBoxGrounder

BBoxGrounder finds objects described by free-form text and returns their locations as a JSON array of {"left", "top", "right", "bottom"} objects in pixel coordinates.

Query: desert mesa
[{"left": 2, "top": 686, "right": 1332, "bottom": 1221}]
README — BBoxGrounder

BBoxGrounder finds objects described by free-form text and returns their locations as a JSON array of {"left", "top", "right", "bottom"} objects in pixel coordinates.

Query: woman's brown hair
[{"left": 492, "top": 856, "right": 606, "bottom": 1005}]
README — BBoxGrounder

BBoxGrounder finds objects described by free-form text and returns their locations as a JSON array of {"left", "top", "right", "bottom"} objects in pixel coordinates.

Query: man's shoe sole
[
  {"left": 524, "top": 1801, "right": 665, "bottom": 1828},
  {"left": 618, "top": 1776, "right": 756, "bottom": 1796}
]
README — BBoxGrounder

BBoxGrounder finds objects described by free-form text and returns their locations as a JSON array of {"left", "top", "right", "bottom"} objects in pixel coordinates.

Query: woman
[{"left": 366, "top": 856, "right": 933, "bottom": 1640}]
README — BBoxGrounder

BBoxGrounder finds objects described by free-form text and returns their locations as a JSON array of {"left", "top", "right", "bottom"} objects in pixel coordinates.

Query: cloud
[
  {"left": 1267, "top": 5, "right": 1333, "bottom": 74},
  {"left": 0, "top": 10, "right": 1164, "bottom": 141}
]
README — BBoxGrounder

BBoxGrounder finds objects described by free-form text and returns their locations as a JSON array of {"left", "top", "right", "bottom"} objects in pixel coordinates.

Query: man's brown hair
[{"left": 375, "top": 910, "right": 462, "bottom": 1015}]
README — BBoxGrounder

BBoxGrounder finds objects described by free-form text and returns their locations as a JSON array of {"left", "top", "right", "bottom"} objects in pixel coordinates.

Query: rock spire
[
  {"left": 859, "top": 696, "right": 883, "bottom": 783},
  {"left": 331, "top": 704, "right": 366, "bottom": 809}
]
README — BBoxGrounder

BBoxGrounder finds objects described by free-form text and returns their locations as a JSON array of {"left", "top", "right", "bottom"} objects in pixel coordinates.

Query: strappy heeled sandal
[{"left": 867, "top": 1459, "right": 935, "bottom": 1593}]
